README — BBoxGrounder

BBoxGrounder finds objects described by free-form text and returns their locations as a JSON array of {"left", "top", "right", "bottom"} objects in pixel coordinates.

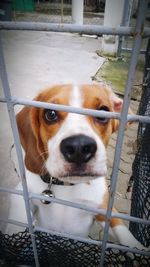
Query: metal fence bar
[
  {"left": 30, "top": 193, "right": 150, "bottom": 225},
  {"left": 0, "top": 96, "right": 150, "bottom": 124},
  {"left": 0, "top": 186, "right": 23, "bottom": 195},
  {"left": 117, "top": 0, "right": 133, "bottom": 57},
  {"left": 0, "top": 0, "right": 149, "bottom": 265},
  {"left": 106, "top": 243, "right": 150, "bottom": 256},
  {"left": 0, "top": 97, "right": 122, "bottom": 120},
  {"left": 0, "top": 34, "right": 40, "bottom": 267},
  {"left": 99, "top": 1, "right": 148, "bottom": 266},
  {"left": 0, "top": 21, "right": 150, "bottom": 37},
  {"left": 35, "top": 226, "right": 103, "bottom": 246},
  {"left": 1, "top": 219, "right": 150, "bottom": 260},
  {"left": 34, "top": 226, "right": 150, "bottom": 257},
  {"left": 0, "top": 187, "right": 150, "bottom": 226},
  {"left": 0, "top": 218, "right": 28, "bottom": 228},
  {"left": 121, "top": 47, "right": 146, "bottom": 54}
]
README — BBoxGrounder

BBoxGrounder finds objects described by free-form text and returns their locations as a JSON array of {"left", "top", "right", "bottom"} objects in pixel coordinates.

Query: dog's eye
[
  {"left": 44, "top": 109, "right": 58, "bottom": 124},
  {"left": 96, "top": 106, "right": 110, "bottom": 124}
]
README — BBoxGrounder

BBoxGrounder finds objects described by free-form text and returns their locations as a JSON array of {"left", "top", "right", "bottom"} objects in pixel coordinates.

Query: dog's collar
[
  {"left": 40, "top": 173, "right": 73, "bottom": 186},
  {"left": 40, "top": 173, "right": 73, "bottom": 205},
  {"left": 40, "top": 173, "right": 64, "bottom": 185}
]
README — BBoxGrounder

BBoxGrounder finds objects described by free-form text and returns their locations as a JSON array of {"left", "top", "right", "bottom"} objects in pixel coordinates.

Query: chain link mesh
[
  {"left": 129, "top": 39, "right": 150, "bottom": 247},
  {"left": 0, "top": 229, "right": 150, "bottom": 267}
]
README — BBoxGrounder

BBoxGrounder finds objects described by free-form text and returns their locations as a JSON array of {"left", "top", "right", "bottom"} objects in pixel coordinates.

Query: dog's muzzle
[{"left": 60, "top": 134, "right": 97, "bottom": 165}]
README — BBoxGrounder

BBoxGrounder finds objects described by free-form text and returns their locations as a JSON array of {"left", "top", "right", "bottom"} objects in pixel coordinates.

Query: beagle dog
[{"left": 6, "top": 84, "right": 146, "bottom": 250}]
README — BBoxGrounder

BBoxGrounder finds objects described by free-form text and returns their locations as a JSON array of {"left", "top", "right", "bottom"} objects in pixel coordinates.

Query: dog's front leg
[{"left": 96, "top": 208, "right": 148, "bottom": 251}]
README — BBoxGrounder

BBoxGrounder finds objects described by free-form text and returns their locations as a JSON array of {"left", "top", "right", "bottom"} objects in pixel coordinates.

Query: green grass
[
  {"left": 95, "top": 53, "right": 145, "bottom": 93},
  {"left": 99, "top": 59, "right": 128, "bottom": 92}
]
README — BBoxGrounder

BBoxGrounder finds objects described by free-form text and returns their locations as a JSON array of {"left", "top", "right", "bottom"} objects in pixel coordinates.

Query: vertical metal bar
[
  {"left": 0, "top": 33, "right": 40, "bottom": 267},
  {"left": 122, "top": 0, "right": 133, "bottom": 26},
  {"left": 117, "top": 0, "right": 133, "bottom": 57},
  {"left": 100, "top": 0, "right": 147, "bottom": 266}
]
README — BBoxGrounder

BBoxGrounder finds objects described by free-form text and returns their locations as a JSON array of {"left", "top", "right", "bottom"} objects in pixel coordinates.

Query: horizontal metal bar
[
  {"left": 3, "top": 96, "right": 122, "bottom": 119},
  {"left": 0, "top": 217, "right": 28, "bottom": 228},
  {"left": 35, "top": 226, "right": 102, "bottom": 246},
  {"left": 106, "top": 243, "right": 150, "bottom": 257},
  {"left": 1, "top": 21, "right": 150, "bottom": 37},
  {"left": 35, "top": 227, "right": 150, "bottom": 257},
  {"left": 0, "top": 186, "right": 149, "bottom": 225},
  {"left": 30, "top": 192, "right": 150, "bottom": 226},
  {"left": 30, "top": 192, "right": 110, "bottom": 215},
  {"left": 0, "top": 218, "right": 149, "bottom": 257},
  {"left": 0, "top": 96, "right": 150, "bottom": 124},
  {"left": 1, "top": 220, "right": 149, "bottom": 257},
  {"left": 127, "top": 114, "right": 150, "bottom": 123},
  {"left": 1, "top": 96, "right": 119, "bottom": 120},
  {"left": 121, "top": 47, "right": 146, "bottom": 54},
  {"left": 0, "top": 186, "right": 23, "bottom": 195}
]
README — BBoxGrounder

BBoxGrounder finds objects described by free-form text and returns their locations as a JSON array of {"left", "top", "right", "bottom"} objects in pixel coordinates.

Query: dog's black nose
[{"left": 60, "top": 135, "right": 97, "bottom": 164}]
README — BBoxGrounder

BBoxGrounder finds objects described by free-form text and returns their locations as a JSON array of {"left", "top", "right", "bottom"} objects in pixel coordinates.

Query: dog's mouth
[
  {"left": 57, "top": 175, "right": 101, "bottom": 184},
  {"left": 46, "top": 160, "right": 107, "bottom": 184},
  {"left": 55, "top": 169, "right": 106, "bottom": 184}
]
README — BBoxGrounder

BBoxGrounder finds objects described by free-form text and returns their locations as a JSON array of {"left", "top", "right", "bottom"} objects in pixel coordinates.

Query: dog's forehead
[
  {"left": 69, "top": 84, "right": 112, "bottom": 111},
  {"left": 80, "top": 84, "right": 111, "bottom": 108},
  {"left": 38, "top": 84, "right": 71, "bottom": 104},
  {"left": 39, "top": 84, "right": 112, "bottom": 110}
]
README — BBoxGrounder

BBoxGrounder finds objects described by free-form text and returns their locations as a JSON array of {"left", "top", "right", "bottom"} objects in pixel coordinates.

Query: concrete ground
[{"left": 0, "top": 30, "right": 138, "bottom": 236}]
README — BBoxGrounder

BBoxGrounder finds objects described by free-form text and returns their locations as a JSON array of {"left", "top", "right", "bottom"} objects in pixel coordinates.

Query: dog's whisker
[
  {"left": 37, "top": 150, "right": 48, "bottom": 160},
  {"left": 40, "top": 161, "right": 47, "bottom": 175}
]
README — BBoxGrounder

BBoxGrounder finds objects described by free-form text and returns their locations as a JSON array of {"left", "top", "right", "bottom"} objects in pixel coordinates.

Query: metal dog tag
[
  {"left": 41, "top": 176, "right": 54, "bottom": 204},
  {"left": 41, "top": 189, "right": 54, "bottom": 205}
]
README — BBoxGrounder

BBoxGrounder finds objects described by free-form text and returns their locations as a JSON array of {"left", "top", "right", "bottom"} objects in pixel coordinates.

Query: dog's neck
[{"left": 40, "top": 173, "right": 73, "bottom": 186}]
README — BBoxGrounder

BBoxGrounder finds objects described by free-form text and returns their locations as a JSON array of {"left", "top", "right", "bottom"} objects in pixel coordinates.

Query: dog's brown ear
[
  {"left": 110, "top": 92, "right": 123, "bottom": 133},
  {"left": 108, "top": 89, "right": 133, "bottom": 133},
  {"left": 16, "top": 105, "right": 46, "bottom": 174}
]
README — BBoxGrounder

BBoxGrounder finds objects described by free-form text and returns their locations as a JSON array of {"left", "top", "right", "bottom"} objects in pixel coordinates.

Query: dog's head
[{"left": 17, "top": 84, "right": 125, "bottom": 183}]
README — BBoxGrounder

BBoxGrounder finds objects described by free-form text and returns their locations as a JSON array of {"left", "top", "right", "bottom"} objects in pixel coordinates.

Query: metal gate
[{"left": 0, "top": 0, "right": 150, "bottom": 266}]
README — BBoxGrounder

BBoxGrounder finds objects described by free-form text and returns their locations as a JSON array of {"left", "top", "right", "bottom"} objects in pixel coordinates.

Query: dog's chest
[{"left": 29, "top": 175, "right": 107, "bottom": 237}]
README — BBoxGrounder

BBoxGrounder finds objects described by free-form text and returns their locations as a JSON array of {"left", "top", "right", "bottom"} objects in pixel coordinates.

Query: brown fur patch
[
  {"left": 96, "top": 191, "right": 123, "bottom": 227},
  {"left": 17, "top": 85, "right": 71, "bottom": 174},
  {"left": 81, "top": 84, "right": 117, "bottom": 146}
]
